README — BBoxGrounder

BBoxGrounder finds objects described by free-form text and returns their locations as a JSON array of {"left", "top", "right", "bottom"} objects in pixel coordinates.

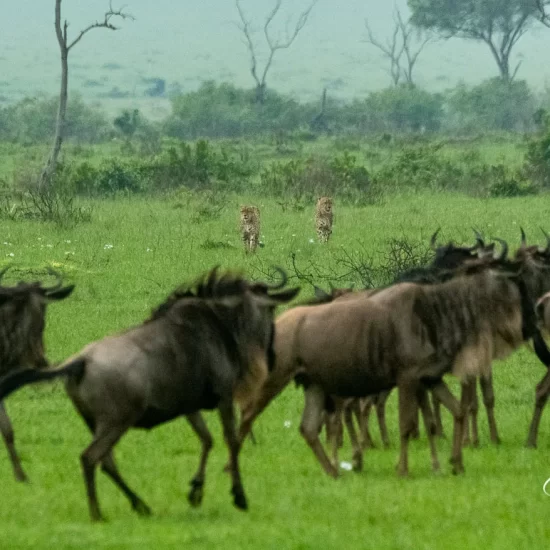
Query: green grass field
[{"left": 2, "top": 193, "right": 550, "bottom": 549}]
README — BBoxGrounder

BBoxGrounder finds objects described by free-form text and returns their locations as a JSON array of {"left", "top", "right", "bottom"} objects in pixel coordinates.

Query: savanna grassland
[{"left": 1, "top": 176, "right": 550, "bottom": 548}]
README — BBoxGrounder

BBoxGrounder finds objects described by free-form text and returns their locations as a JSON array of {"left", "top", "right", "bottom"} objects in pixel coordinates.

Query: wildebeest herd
[{"left": 2, "top": 228, "right": 550, "bottom": 521}]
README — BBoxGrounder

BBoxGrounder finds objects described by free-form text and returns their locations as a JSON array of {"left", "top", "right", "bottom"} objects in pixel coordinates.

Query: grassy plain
[{"left": 0, "top": 191, "right": 550, "bottom": 549}]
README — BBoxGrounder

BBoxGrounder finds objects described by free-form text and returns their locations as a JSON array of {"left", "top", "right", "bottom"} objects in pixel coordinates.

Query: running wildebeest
[
  {"left": 0, "top": 267, "right": 299, "bottom": 521},
  {"left": 235, "top": 230, "right": 493, "bottom": 472},
  {"left": 0, "top": 267, "right": 74, "bottom": 482},
  {"left": 289, "top": 242, "right": 550, "bottom": 478}
]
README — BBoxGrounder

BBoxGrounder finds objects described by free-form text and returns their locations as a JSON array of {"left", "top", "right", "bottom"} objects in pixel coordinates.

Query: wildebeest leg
[
  {"left": 326, "top": 410, "right": 341, "bottom": 468},
  {"left": 431, "top": 392, "right": 445, "bottom": 438},
  {"left": 430, "top": 381, "right": 466, "bottom": 475},
  {"left": 185, "top": 412, "right": 213, "bottom": 508},
  {"left": 461, "top": 378, "right": 479, "bottom": 447},
  {"left": 299, "top": 384, "right": 338, "bottom": 478},
  {"left": 101, "top": 452, "right": 151, "bottom": 516},
  {"left": 343, "top": 403, "right": 363, "bottom": 472},
  {"left": 358, "top": 397, "right": 376, "bottom": 450},
  {"left": 238, "top": 372, "right": 294, "bottom": 445},
  {"left": 375, "top": 390, "right": 391, "bottom": 448},
  {"left": 0, "top": 402, "right": 27, "bottom": 482},
  {"left": 218, "top": 399, "right": 248, "bottom": 510},
  {"left": 396, "top": 382, "right": 418, "bottom": 477},
  {"left": 526, "top": 370, "right": 550, "bottom": 448},
  {"left": 81, "top": 424, "right": 130, "bottom": 522},
  {"left": 479, "top": 373, "right": 500, "bottom": 445},
  {"left": 417, "top": 386, "right": 440, "bottom": 473},
  {"left": 351, "top": 398, "right": 373, "bottom": 450}
]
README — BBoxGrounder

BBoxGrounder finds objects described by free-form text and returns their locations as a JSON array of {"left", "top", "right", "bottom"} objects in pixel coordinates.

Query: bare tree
[
  {"left": 38, "top": 0, "right": 133, "bottom": 190},
  {"left": 536, "top": 0, "right": 550, "bottom": 26},
  {"left": 235, "top": 0, "right": 317, "bottom": 103},
  {"left": 364, "top": 9, "right": 430, "bottom": 87}
]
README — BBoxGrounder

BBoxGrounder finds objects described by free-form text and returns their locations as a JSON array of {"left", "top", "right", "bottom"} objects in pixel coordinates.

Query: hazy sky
[{"left": 2, "top": 0, "right": 550, "bottom": 116}]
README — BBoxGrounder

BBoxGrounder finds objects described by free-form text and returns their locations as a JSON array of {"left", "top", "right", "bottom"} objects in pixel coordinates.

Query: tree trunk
[
  {"left": 39, "top": 47, "right": 68, "bottom": 190},
  {"left": 255, "top": 82, "right": 266, "bottom": 104},
  {"left": 485, "top": 39, "right": 511, "bottom": 82}
]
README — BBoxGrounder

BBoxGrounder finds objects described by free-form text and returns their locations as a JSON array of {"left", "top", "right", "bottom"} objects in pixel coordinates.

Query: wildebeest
[
  {"left": 235, "top": 230, "right": 493, "bottom": 470},
  {"left": 0, "top": 267, "right": 74, "bottom": 482},
  {"left": 515, "top": 229, "right": 550, "bottom": 448},
  {"left": 290, "top": 243, "right": 548, "bottom": 478},
  {"left": 0, "top": 267, "right": 299, "bottom": 521}
]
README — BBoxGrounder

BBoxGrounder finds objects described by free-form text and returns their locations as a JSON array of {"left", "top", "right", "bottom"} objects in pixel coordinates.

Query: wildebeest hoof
[
  {"left": 352, "top": 456, "right": 363, "bottom": 473},
  {"left": 450, "top": 461, "right": 465, "bottom": 475},
  {"left": 232, "top": 489, "right": 248, "bottom": 510},
  {"left": 188, "top": 479, "right": 204, "bottom": 507},
  {"left": 133, "top": 499, "right": 152, "bottom": 516},
  {"left": 492, "top": 437, "right": 501, "bottom": 445},
  {"left": 14, "top": 471, "right": 28, "bottom": 483},
  {"left": 222, "top": 462, "right": 231, "bottom": 473},
  {"left": 525, "top": 440, "right": 537, "bottom": 449}
]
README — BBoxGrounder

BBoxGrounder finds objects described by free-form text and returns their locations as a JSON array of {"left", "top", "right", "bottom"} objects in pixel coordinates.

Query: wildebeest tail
[{"left": 0, "top": 358, "right": 86, "bottom": 401}]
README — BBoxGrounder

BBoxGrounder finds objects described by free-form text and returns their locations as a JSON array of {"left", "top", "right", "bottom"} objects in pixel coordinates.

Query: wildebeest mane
[{"left": 147, "top": 267, "right": 252, "bottom": 321}]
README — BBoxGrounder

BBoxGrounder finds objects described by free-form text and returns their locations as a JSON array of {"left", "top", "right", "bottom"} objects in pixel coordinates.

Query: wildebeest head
[
  {"left": 0, "top": 268, "right": 75, "bottom": 371},
  {"left": 150, "top": 266, "right": 300, "bottom": 372},
  {"left": 396, "top": 229, "right": 496, "bottom": 284}
]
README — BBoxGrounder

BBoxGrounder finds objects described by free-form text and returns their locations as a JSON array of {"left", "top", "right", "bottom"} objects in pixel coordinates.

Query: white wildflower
[
  {"left": 104, "top": 244, "right": 114, "bottom": 250},
  {"left": 6, "top": 253, "right": 14, "bottom": 258},
  {"left": 308, "top": 238, "right": 315, "bottom": 244},
  {"left": 284, "top": 420, "right": 291, "bottom": 428},
  {"left": 46, "top": 244, "right": 53, "bottom": 248}
]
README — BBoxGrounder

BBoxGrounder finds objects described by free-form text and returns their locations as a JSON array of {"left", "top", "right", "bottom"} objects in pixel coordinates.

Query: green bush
[
  {"left": 260, "top": 152, "right": 376, "bottom": 204},
  {"left": 524, "top": 116, "right": 550, "bottom": 188},
  {"left": 446, "top": 78, "right": 535, "bottom": 133},
  {"left": 342, "top": 85, "right": 443, "bottom": 134}
]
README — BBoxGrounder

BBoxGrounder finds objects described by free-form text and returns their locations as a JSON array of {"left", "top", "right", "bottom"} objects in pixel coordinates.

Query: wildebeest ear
[
  {"left": 314, "top": 285, "right": 329, "bottom": 299},
  {"left": 268, "top": 287, "right": 300, "bottom": 303},
  {"left": 46, "top": 284, "right": 75, "bottom": 301}
]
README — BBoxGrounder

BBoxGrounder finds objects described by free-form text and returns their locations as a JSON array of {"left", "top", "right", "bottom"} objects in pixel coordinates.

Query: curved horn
[
  {"left": 266, "top": 266, "right": 288, "bottom": 290},
  {"left": 541, "top": 228, "right": 550, "bottom": 252},
  {"left": 493, "top": 238, "right": 509, "bottom": 261},
  {"left": 430, "top": 228, "right": 441, "bottom": 251},
  {"left": 472, "top": 228, "right": 485, "bottom": 249},
  {"left": 520, "top": 227, "right": 527, "bottom": 248},
  {"left": 0, "top": 265, "right": 10, "bottom": 283},
  {"left": 41, "top": 267, "right": 63, "bottom": 293}
]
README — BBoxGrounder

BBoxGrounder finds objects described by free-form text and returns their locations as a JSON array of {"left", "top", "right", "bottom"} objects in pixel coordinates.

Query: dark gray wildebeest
[
  {"left": 234, "top": 231, "right": 495, "bottom": 473},
  {"left": 0, "top": 267, "right": 74, "bottom": 482},
  {"left": 512, "top": 229, "right": 550, "bottom": 448},
  {"left": 0, "top": 267, "right": 299, "bottom": 521}
]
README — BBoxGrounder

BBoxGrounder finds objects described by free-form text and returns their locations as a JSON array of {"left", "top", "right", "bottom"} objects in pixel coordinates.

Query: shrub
[{"left": 446, "top": 78, "right": 535, "bottom": 133}]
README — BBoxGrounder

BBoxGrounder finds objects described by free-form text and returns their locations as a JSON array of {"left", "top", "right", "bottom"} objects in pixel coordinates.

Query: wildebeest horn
[
  {"left": 0, "top": 265, "right": 10, "bottom": 283},
  {"left": 265, "top": 266, "right": 288, "bottom": 290},
  {"left": 430, "top": 228, "right": 441, "bottom": 250},
  {"left": 520, "top": 227, "right": 527, "bottom": 248},
  {"left": 540, "top": 228, "right": 550, "bottom": 253},
  {"left": 493, "top": 238, "right": 508, "bottom": 261},
  {"left": 472, "top": 228, "right": 485, "bottom": 249},
  {"left": 41, "top": 267, "right": 64, "bottom": 293}
]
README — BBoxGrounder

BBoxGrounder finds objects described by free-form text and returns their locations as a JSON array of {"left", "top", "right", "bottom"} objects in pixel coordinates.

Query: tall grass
[{"left": 1, "top": 194, "right": 550, "bottom": 548}]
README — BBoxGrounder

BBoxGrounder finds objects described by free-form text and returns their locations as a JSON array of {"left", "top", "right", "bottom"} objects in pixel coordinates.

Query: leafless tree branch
[
  {"left": 535, "top": 0, "right": 550, "bottom": 28},
  {"left": 67, "top": 1, "right": 134, "bottom": 50},
  {"left": 235, "top": 0, "right": 317, "bottom": 102},
  {"left": 364, "top": 9, "right": 430, "bottom": 87}
]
